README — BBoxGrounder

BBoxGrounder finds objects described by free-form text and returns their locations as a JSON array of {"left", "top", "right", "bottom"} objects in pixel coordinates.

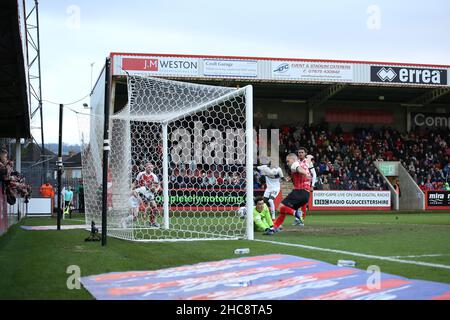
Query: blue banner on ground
[{"left": 80, "top": 254, "right": 450, "bottom": 300}]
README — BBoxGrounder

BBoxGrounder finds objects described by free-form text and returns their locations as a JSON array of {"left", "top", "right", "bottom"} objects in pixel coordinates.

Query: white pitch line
[
  {"left": 388, "top": 254, "right": 450, "bottom": 259},
  {"left": 309, "top": 221, "right": 450, "bottom": 228},
  {"left": 254, "top": 239, "right": 450, "bottom": 270}
]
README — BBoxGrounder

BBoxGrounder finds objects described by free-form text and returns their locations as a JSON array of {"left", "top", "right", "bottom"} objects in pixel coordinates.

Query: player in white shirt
[
  {"left": 121, "top": 187, "right": 142, "bottom": 228},
  {"left": 135, "top": 163, "right": 161, "bottom": 228},
  {"left": 257, "top": 163, "right": 284, "bottom": 219}
]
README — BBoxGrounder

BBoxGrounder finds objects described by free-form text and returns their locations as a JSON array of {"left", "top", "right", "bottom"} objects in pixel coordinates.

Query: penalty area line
[
  {"left": 254, "top": 239, "right": 450, "bottom": 270},
  {"left": 388, "top": 254, "right": 450, "bottom": 258}
]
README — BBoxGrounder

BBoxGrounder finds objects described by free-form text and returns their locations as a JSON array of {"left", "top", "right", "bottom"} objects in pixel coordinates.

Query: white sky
[{"left": 29, "top": 0, "right": 450, "bottom": 144}]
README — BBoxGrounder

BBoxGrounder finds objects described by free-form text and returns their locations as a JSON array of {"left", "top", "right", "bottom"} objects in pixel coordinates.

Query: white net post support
[
  {"left": 162, "top": 123, "right": 170, "bottom": 230},
  {"left": 245, "top": 85, "right": 254, "bottom": 241}
]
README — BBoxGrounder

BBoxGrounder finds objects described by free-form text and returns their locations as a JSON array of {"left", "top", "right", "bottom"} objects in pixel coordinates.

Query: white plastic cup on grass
[
  {"left": 337, "top": 260, "right": 357, "bottom": 267},
  {"left": 234, "top": 248, "right": 250, "bottom": 254}
]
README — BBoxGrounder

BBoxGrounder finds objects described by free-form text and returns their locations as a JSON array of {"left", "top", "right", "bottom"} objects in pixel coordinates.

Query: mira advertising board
[
  {"left": 310, "top": 190, "right": 391, "bottom": 211},
  {"left": 425, "top": 191, "right": 450, "bottom": 210}
]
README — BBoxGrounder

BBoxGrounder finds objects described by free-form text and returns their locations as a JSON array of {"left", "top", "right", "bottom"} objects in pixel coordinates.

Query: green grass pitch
[{"left": 0, "top": 211, "right": 449, "bottom": 299}]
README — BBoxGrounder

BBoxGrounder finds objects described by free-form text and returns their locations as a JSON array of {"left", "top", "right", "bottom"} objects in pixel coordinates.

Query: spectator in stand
[
  {"left": 322, "top": 177, "right": 330, "bottom": 190},
  {"left": 170, "top": 168, "right": 182, "bottom": 188},
  {"left": 0, "top": 148, "right": 12, "bottom": 184},
  {"left": 202, "top": 171, "right": 217, "bottom": 188},
  {"left": 182, "top": 169, "right": 192, "bottom": 188},
  {"left": 8, "top": 172, "right": 31, "bottom": 204},
  {"left": 191, "top": 169, "right": 203, "bottom": 186},
  {"left": 425, "top": 179, "right": 434, "bottom": 191},
  {"left": 0, "top": 149, "right": 11, "bottom": 192},
  {"left": 239, "top": 171, "right": 246, "bottom": 187},
  {"left": 0, "top": 148, "right": 10, "bottom": 221},
  {"left": 0, "top": 149, "right": 30, "bottom": 206},
  {"left": 444, "top": 182, "right": 450, "bottom": 191},
  {"left": 214, "top": 171, "right": 224, "bottom": 186},
  {"left": 223, "top": 172, "right": 232, "bottom": 186},
  {"left": 419, "top": 181, "right": 427, "bottom": 193},
  {"left": 176, "top": 169, "right": 187, "bottom": 188},
  {"left": 253, "top": 167, "right": 264, "bottom": 190},
  {"left": 230, "top": 172, "right": 242, "bottom": 188}
]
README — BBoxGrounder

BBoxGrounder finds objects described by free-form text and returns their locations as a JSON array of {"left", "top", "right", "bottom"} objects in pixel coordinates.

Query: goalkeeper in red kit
[{"left": 273, "top": 153, "right": 312, "bottom": 230}]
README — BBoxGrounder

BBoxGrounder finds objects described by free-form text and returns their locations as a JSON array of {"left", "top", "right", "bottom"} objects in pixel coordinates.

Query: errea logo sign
[
  {"left": 376, "top": 67, "right": 397, "bottom": 81},
  {"left": 371, "top": 66, "right": 447, "bottom": 85}
]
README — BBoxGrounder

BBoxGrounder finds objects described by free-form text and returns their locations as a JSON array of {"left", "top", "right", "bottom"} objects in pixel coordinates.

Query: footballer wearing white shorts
[
  {"left": 136, "top": 163, "right": 161, "bottom": 228},
  {"left": 257, "top": 163, "right": 284, "bottom": 219}
]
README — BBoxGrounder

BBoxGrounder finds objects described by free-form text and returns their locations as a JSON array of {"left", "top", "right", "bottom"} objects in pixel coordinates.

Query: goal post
[
  {"left": 81, "top": 73, "right": 254, "bottom": 242},
  {"left": 245, "top": 85, "right": 254, "bottom": 241},
  {"left": 162, "top": 122, "right": 170, "bottom": 230}
]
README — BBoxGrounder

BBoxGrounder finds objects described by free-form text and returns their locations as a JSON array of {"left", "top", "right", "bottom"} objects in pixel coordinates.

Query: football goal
[{"left": 79, "top": 67, "right": 254, "bottom": 242}]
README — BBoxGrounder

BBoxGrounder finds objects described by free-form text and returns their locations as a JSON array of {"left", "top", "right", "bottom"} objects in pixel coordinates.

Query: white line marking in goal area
[
  {"left": 388, "top": 254, "right": 450, "bottom": 258},
  {"left": 254, "top": 239, "right": 450, "bottom": 270},
  {"left": 310, "top": 221, "right": 450, "bottom": 228}
]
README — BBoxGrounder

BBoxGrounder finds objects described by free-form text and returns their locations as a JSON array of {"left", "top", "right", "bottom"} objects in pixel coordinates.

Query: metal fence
[{"left": 20, "top": 166, "right": 85, "bottom": 212}]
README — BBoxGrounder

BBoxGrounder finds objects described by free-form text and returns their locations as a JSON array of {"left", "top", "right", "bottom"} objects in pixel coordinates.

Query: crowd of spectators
[
  {"left": 0, "top": 147, "right": 31, "bottom": 205},
  {"left": 168, "top": 166, "right": 247, "bottom": 189},
  {"left": 270, "top": 123, "right": 450, "bottom": 191},
  {"left": 133, "top": 123, "right": 450, "bottom": 192}
]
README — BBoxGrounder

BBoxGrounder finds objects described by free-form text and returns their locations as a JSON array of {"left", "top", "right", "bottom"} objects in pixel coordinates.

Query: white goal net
[{"left": 79, "top": 74, "right": 254, "bottom": 242}]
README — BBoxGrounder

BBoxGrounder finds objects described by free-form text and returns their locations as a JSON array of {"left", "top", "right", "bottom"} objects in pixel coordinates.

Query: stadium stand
[
  {"left": 0, "top": 0, "right": 32, "bottom": 235},
  {"left": 154, "top": 122, "right": 450, "bottom": 195},
  {"left": 260, "top": 124, "right": 450, "bottom": 191}
]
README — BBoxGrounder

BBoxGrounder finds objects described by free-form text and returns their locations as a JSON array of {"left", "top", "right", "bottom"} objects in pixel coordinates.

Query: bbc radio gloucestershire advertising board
[
  {"left": 425, "top": 191, "right": 450, "bottom": 210},
  {"left": 370, "top": 66, "right": 448, "bottom": 85},
  {"left": 203, "top": 59, "right": 258, "bottom": 78},
  {"left": 310, "top": 190, "right": 391, "bottom": 211},
  {"left": 121, "top": 56, "right": 199, "bottom": 77},
  {"left": 271, "top": 61, "right": 353, "bottom": 82}
]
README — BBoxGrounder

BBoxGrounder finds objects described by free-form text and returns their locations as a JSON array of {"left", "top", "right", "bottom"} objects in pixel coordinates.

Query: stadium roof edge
[
  {"left": 109, "top": 52, "right": 450, "bottom": 69},
  {"left": 0, "top": 0, "right": 31, "bottom": 138}
]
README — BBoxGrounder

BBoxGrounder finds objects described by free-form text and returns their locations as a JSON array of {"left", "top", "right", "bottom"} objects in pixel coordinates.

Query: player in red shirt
[
  {"left": 293, "top": 147, "right": 316, "bottom": 226},
  {"left": 135, "top": 163, "right": 161, "bottom": 228},
  {"left": 273, "top": 153, "right": 312, "bottom": 230}
]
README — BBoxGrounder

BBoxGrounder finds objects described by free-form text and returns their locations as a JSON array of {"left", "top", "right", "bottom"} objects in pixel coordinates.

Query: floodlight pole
[
  {"left": 101, "top": 57, "right": 112, "bottom": 246},
  {"left": 57, "top": 103, "right": 64, "bottom": 231}
]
